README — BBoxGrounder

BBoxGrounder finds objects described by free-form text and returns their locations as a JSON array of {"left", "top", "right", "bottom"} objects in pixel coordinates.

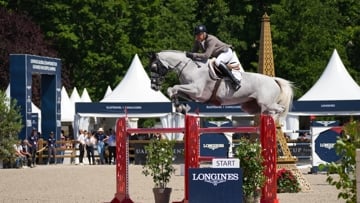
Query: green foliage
[
  {"left": 1, "top": 0, "right": 360, "bottom": 101},
  {"left": 0, "top": 90, "right": 23, "bottom": 161},
  {"left": 319, "top": 119, "right": 360, "bottom": 202},
  {"left": 234, "top": 138, "right": 265, "bottom": 197},
  {"left": 142, "top": 139, "right": 176, "bottom": 188},
  {"left": 276, "top": 168, "right": 301, "bottom": 193},
  {"left": 271, "top": 0, "right": 360, "bottom": 99}
]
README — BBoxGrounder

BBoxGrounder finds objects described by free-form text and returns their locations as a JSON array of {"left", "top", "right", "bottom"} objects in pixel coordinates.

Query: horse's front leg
[
  {"left": 167, "top": 84, "right": 200, "bottom": 100},
  {"left": 167, "top": 84, "right": 199, "bottom": 114}
]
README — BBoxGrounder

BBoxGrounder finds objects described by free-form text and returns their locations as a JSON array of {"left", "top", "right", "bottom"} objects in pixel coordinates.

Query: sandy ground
[{"left": 0, "top": 163, "right": 346, "bottom": 203}]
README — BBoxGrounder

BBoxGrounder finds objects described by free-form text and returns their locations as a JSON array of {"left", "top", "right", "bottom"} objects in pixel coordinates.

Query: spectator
[
  {"left": 29, "top": 128, "right": 38, "bottom": 168},
  {"left": 85, "top": 131, "right": 96, "bottom": 165},
  {"left": 21, "top": 140, "right": 32, "bottom": 167},
  {"left": 77, "top": 129, "right": 86, "bottom": 165},
  {"left": 47, "top": 131, "right": 57, "bottom": 165},
  {"left": 14, "top": 140, "right": 26, "bottom": 168},
  {"left": 59, "top": 130, "right": 66, "bottom": 163},
  {"left": 107, "top": 128, "right": 116, "bottom": 165},
  {"left": 96, "top": 128, "right": 108, "bottom": 165}
]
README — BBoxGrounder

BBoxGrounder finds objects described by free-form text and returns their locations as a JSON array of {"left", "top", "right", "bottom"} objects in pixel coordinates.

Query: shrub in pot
[
  {"left": 142, "top": 138, "right": 176, "bottom": 203},
  {"left": 234, "top": 138, "right": 266, "bottom": 203}
]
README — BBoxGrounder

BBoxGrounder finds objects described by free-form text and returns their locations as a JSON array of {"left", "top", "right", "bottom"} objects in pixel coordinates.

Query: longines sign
[{"left": 189, "top": 168, "right": 243, "bottom": 202}]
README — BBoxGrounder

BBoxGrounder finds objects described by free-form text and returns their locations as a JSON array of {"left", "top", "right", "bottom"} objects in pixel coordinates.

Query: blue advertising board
[
  {"left": 75, "top": 102, "right": 172, "bottom": 114},
  {"left": 314, "top": 128, "right": 342, "bottom": 163},
  {"left": 200, "top": 121, "right": 231, "bottom": 158},
  {"left": 10, "top": 54, "right": 61, "bottom": 140},
  {"left": 188, "top": 168, "right": 243, "bottom": 203}
]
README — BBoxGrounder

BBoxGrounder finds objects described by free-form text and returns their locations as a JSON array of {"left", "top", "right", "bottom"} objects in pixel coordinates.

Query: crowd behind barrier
[{"left": 6, "top": 131, "right": 311, "bottom": 169}]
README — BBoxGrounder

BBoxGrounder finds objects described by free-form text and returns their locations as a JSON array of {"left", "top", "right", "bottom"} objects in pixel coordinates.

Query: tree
[
  {"left": 0, "top": 90, "right": 23, "bottom": 162},
  {"left": 0, "top": 7, "right": 58, "bottom": 105},
  {"left": 271, "top": 0, "right": 359, "bottom": 98},
  {"left": 3, "top": 0, "right": 360, "bottom": 101}
]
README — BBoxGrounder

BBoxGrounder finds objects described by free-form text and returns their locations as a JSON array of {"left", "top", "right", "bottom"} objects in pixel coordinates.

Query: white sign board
[{"left": 212, "top": 158, "right": 240, "bottom": 168}]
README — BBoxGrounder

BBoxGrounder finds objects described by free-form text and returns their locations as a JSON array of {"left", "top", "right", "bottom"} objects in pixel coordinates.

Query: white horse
[{"left": 150, "top": 50, "right": 293, "bottom": 122}]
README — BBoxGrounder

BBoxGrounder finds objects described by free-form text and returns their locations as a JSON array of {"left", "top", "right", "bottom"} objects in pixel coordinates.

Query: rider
[{"left": 185, "top": 24, "right": 241, "bottom": 90}]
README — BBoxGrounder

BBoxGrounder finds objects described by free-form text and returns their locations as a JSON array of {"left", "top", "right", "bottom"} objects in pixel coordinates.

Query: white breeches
[{"left": 215, "top": 48, "right": 233, "bottom": 66}]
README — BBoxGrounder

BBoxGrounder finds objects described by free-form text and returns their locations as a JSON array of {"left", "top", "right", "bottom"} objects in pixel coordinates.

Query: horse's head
[
  {"left": 149, "top": 50, "right": 189, "bottom": 91},
  {"left": 149, "top": 53, "right": 169, "bottom": 91}
]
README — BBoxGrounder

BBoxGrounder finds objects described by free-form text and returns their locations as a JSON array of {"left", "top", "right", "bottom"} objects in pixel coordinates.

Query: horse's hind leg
[{"left": 260, "top": 102, "right": 285, "bottom": 114}]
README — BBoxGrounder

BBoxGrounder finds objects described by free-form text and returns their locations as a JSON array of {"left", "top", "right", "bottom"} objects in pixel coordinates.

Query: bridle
[{"left": 152, "top": 56, "right": 192, "bottom": 79}]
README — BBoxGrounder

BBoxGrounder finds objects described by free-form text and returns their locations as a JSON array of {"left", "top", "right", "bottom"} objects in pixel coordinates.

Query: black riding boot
[{"left": 218, "top": 63, "right": 241, "bottom": 90}]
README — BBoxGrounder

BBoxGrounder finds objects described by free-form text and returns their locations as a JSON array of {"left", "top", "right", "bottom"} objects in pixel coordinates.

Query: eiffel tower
[{"left": 257, "top": 13, "right": 311, "bottom": 191}]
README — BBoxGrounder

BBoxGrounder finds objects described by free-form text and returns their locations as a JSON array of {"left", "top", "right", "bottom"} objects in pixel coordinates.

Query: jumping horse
[{"left": 149, "top": 50, "right": 293, "bottom": 122}]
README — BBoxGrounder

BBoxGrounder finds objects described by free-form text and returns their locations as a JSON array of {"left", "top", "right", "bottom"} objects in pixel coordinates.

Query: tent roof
[
  {"left": 102, "top": 85, "right": 113, "bottom": 100},
  {"left": 61, "top": 86, "right": 74, "bottom": 122},
  {"left": 299, "top": 49, "right": 360, "bottom": 101},
  {"left": 80, "top": 88, "right": 92, "bottom": 102},
  {"left": 70, "top": 87, "right": 81, "bottom": 103},
  {"left": 100, "top": 54, "right": 170, "bottom": 102}
]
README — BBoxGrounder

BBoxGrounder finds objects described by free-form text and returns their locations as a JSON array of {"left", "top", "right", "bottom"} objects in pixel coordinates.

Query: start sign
[{"left": 212, "top": 158, "right": 240, "bottom": 168}]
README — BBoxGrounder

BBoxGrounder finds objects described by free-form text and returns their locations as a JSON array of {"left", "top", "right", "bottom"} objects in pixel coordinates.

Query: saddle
[
  {"left": 206, "top": 58, "right": 243, "bottom": 105},
  {"left": 208, "top": 58, "right": 242, "bottom": 80}
]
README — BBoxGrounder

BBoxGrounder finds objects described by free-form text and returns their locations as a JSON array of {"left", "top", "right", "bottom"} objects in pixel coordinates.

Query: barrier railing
[{"left": 109, "top": 114, "right": 278, "bottom": 203}]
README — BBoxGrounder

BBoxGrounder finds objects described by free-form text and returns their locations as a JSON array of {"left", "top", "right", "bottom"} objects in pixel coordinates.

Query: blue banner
[
  {"left": 292, "top": 100, "right": 360, "bottom": 112},
  {"left": 75, "top": 102, "right": 172, "bottom": 114},
  {"left": 200, "top": 121, "right": 231, "bottom": 158},
  {"left": 189, "top": 168, "right": 243, "bottom": 203},
  {"left": 183, "top": 102, "right": 245, "bottom": 114}
]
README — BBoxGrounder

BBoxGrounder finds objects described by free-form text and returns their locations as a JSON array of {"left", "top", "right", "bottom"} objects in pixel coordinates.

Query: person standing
[
  {"left": 28, "top": 128, "right": 38, "bottom": 168},
  {"left": 96, "top": 128, "right": 108, "bottom": 165},
  {"left": 47, "top": 131, "right": 57, "bottom": 165},
  {"left": 186, "top": 24, "right": 241, "bottom": 90},
  {"left": 107, "top": 128, "right": 116, "bottom": 165},
  {"left": 85, "top": 131, "right": 96, "bottom": 165},
  {"left": 77, "top": 129, "right": 86, "bottom": 165}
]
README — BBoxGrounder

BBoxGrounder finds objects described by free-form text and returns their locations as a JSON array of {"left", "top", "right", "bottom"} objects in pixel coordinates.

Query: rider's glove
[{"left": 185, "top": 52, "right": 194, "bottom": 59}]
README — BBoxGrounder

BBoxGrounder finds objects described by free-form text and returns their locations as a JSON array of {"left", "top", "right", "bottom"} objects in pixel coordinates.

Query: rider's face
[{"left": 195, "top": 32, "right": 205, "bottom": 42}]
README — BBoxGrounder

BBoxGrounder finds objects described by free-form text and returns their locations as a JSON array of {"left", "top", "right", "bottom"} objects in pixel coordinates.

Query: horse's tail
[{"left": 274, "top": 77, "right": 294, "bottom": 121}]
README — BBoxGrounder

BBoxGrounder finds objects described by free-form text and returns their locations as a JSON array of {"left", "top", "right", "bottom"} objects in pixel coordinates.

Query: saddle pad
[{"left": 208, "top": 58, "right": 242, "bottom": 81}]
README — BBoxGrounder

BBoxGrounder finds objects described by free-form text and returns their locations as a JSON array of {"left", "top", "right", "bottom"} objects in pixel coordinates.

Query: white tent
[
  {"left": 79, "top": 88, "right": 93, "bottom": 131},
  {"left": 101, "top": 54, "right": 170, "bottom": 103},
  {"left": 299, "top": 49, "right": 360, "bottom": 101},
  {"left": 287, "top": 49, "right": 360, "bottom": 138},
  {"left": 80, "top": 88, "right": 92, "bottom": 102},
  {"left": 6, "top": 84, "right": 42, "bottom": 132},
  {"left": 75, "top": 54, "right": 182, "bottom": 139},
  {"left": 61, "top": 86, "right": 74, "bottom": 122},
  {"left": 70, "top": 87, "right": 81, "bottom": 104},
  {"left": 102, "top": 85, "right": 113, "bottom": 100}
]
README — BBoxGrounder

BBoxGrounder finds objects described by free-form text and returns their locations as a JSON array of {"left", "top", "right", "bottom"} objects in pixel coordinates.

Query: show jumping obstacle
[{"left": 110, "top": 114, "right": 278, "bottom": 203}]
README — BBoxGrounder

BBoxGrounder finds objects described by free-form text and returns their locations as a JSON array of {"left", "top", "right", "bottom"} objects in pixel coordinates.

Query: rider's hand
[{"left": 185, "top": 52, "right": 194, "bottom": 59}]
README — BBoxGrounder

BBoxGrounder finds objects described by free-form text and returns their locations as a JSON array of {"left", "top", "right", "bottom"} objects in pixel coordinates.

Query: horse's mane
[{"left": 160, "top": 50, "right": 184, "bottom": 54}]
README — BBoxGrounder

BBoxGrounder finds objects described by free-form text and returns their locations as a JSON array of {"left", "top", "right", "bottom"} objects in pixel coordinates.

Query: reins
[{"left": 175, "top": 59, "right": 192, "bottom": 79}]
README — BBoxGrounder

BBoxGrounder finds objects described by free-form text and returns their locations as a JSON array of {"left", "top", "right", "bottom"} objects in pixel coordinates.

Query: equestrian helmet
[{"left": 194, "top": 25, "right": 207, "bottom": 35}]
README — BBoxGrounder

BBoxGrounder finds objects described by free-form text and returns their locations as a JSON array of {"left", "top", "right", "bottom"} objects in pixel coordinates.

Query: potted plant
[
  {"left": 142, "top": 138, "right": 176, "bottom": 203},
  {"left": 234, "top": 137, "right": 266, "bottom": 203},
  {"left": 277, "top": 168, "right": 301, "bottom": 193},
  {"left": 0, "top": 90, "right": 23, "bottom": 168}
]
